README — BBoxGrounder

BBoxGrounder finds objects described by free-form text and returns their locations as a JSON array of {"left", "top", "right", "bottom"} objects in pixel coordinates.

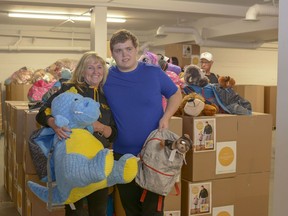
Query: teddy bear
[
  {"left": 183, "top": 64, "right": 252, "bottom": 115},
  {"left": 218, "top": 76, "right": 236, "bottom": 88},
  {"left": 27, "top": 92, "right": 138, "bottom": 205},
  {"left": 174, "top": 92, "right": 218, "bottom": 117},
  {"left": 160, "top": 134, "right": 193, "bottom": 154},
  {"left": 184, "top": 64, "right": 209, "bottom": 87}
]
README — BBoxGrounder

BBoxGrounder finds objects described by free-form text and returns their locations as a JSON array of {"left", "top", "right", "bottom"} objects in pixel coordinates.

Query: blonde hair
[{"left": 67, "top": 51, "right": 108, "bottom": 92}]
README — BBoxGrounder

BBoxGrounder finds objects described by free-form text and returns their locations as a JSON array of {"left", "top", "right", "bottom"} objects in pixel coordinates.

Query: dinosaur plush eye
[{"left": 74, "top": 98, "right": 79, "bottom": 101}]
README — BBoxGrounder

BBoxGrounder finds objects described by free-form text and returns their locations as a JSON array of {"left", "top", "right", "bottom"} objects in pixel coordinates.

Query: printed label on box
[
  {"left": 194, "top": 118, "right": 216, "bottom": 152},
  {"left": 216, "top": 141, "right": 236, "bottom": 174},
  {"left": 213, "top": 205, "right": 234, "bottom": 216},
  {"left": 164, "top": 210, "right": 181, "bottom": 216},
  {"left": 189, "top": 182, "right": 212, "bottom": 215}
]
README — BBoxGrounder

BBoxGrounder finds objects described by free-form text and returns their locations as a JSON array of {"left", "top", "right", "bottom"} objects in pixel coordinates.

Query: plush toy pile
[
  {"left": 181, "top": 64, "right": 252, "bottom": 115},
  {"left": 28, "top": 92, "right": 138, "bottom": 205},
  {"left": 136, "top": 50, "right": 252, "bottom": 116}
]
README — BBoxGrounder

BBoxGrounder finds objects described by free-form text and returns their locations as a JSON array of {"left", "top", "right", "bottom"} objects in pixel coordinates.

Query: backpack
[
  {"left": 135, "top": 129, "right": 192, "bottom": 211},
  {"left": 28, "top": 127, "right": 56, "bottom": 182}
]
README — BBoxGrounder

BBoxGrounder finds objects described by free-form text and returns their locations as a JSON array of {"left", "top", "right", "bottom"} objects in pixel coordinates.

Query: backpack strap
[
  {"left": 169, "top": 182, "right": 181, "bottom": 196},
  {"left": 140, "top": 189, "right": 164, "bottom": 212},
  {"left": 47, "top": 142, "right": 55, "bottom": 211},
  {"left": 139, "top": 183, "right": 180, "bottom": 212},
  {"left": 157, "top": 195, "right": 163, "bottom": 212},
  {"left": 140, "top": 189, "right": 148, "bottom": 203}
]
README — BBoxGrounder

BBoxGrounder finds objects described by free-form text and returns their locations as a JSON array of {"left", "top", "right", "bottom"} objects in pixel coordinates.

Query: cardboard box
[
  {"left": 182, "top": 172, "right": 269, "bottom": 216},
  {"left": 4, "top": 101, "right": 29, "bottom": 152},
  {"left": 23, "top": 138, "right": 37, "bottom": 175},
  {"left": 7, "top": 127, "right": 14, "bottom": 153},
  {"left": 235, "top": 172, "right": 270, "bottom": 216},
  {"left": 164, "top": 181, "right": 181, "bottom": 212},
  {"left": 25, "top": 174, "right": 65, "bottom": 216},
  {"left": 165, "top": 44, "right": 200, "bottom": 68},
  {"left": 24, "top": 110, "right": 40, "bottom": 141},
  {"left": 264, "top": 86, "right": 277, "bottom": 129},
  {"left": 237, "top": 113, "right": 272, "bottom": 174},
  {"left": 233, "top": 85, "right": 265, "bottom": 113},
  {"left": 23, "top": 110, "right": 40, "bottom": 174},
  {"left": 11, "top": 105, "right": 29, "bottom": 164},
  {"left": 5, "top": 100, "right": 29, "bottom": 130},
  {"left": 181, "top": 177, "right": 236, "bottom": 216},
  {"left": 6, "top": 83, "right": 32, "bottom": 101},
  {"left": 181, "top": 115, "right": 238, "bottom": 182},
  {"left": 4, "top": 120, "right": 8, "bottom": 148},
  {"left": 16, "top": 164, "right": 25, "bottom": 216},
  {"left": 8, "top": 149, "right": 15, "bottom": 200},
  {"left": 169, "top": 116, "right": 183, "bottom": 136}
]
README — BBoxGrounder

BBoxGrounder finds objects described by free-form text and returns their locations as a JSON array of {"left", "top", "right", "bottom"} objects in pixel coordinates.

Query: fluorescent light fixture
[
  {"left": 8, "top": 12, "right": 126, "bottom": 23},
  {"left": 106, "top": 17, "right": 126, "bottom": 23}
]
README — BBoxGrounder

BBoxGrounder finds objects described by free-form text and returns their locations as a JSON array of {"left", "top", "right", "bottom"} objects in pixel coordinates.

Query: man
[
  {"left": 203, "top": 121, "right": 213, "bottom": 141},
  {"left": 200, "top": 52, "right": 219, "bottom": 83},
  {"left": 199, "top": 185, "right": 209, "bottom": 204},
  {"left": 103, "top": 29, "right": 182, "bottom": 216}
]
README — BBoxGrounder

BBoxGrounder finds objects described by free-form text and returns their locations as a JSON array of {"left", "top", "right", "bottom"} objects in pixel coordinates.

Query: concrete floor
[{"left": 0, "top": 132, "right": 276, "bottom": 216}]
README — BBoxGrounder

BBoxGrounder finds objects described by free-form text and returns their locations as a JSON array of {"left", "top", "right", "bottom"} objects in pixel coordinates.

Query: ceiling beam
[{"left": 1, "top": 0, "right": 248, "bottom": 17}]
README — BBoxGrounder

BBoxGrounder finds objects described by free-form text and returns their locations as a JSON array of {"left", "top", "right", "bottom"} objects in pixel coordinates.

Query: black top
[
  {"left": 36, "top": 82, "right": 117, "bottom": 147},
  {"left": 205, "top": 73, "right": 218, "bottom": 84}
]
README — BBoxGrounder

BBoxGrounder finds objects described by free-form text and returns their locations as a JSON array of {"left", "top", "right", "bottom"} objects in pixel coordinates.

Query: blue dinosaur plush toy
[{"left": 27, "top": 92, "right": 138, "bottom": 205}]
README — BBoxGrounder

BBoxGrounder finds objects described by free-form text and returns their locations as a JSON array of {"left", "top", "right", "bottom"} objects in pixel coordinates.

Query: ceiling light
[{"left": 8, "top": 12, "right": 126, "bottom": 23}]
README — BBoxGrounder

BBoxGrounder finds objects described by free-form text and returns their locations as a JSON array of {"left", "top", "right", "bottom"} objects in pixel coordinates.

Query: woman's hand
[
  {"left": 54, "top": 126, "right": 71, "bottom": 140},
  {"left": 93, "top": 121, "right": 112, "bottom": 138},
  {"left": 47, "top": 117, "right": 71, "bottom": 140}
]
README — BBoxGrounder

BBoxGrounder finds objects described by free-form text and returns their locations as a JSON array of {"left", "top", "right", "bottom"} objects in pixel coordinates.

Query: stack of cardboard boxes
[
  {"left": 0, "top": 83, "right": 2, "bottom": 133},
  {"left": 3, "top": 101, "right": 65, "bottom": 216},
  {"left": 234, "top": 84, "right": 277, "bottom": 129},
  {"left": 181, "top": 113, "right": 272, "bottom": 216}
]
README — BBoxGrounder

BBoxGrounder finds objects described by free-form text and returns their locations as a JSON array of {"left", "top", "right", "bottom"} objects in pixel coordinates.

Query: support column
[
  {"left": 90, "top": 6, "right": 107, "bottom": 58},
  {"left": 273, "top": 0, "right": 288, "bottom": 215}
]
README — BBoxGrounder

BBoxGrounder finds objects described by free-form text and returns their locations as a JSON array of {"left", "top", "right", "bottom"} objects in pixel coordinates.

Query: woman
[{"left": 36, "top": 51, "right": 117, "bottom": 216}]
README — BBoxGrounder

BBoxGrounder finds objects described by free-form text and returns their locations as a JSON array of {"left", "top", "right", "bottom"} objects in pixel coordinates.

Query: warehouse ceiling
[{"left": 0, "top": 0, "right": 279, "bottom": 50}]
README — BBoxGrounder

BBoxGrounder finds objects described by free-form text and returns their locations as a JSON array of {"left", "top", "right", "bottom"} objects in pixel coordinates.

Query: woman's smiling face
[{"left": 83, "top": 58, "right": 104, "bottom": 87}]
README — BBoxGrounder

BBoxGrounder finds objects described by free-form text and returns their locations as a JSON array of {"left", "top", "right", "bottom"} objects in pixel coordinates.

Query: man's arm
[{"left": 159, "top": 88, "right": 182, "bottom": 130}]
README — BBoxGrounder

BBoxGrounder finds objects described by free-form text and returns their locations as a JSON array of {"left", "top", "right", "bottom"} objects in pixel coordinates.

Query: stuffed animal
[
  {"left": 138, "top": 50, "right": 159, "bottom": 65},
  {"left": 160, "top": 134, "right": 193, "bottom": 154},
  {"left": 174, "top": 92, "right": 218, "bottom": 117},
  {"left": 218, "top": 76, "right": 236, "bottom": 88},
  {"left": 183, "top": 64, "right": 252, "bottom": 115},
  {"left": 184, "top": 65, "right": 209, "bottom": 87},
  {"left": 27, "top": 91, "right": 138, "bottom": 205}
]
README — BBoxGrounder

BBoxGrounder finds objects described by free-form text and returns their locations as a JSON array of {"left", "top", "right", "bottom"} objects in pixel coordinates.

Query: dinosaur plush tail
[
  {"left": 27, "top": 181, "right": 65, "bottom": 204},
  {"left": 107, "top": 154, "right": 138, "bottom": 186}
]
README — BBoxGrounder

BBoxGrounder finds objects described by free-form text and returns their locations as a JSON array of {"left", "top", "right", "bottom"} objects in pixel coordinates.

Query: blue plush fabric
[{"left": 27, "top": 92, "right": 138, "bottom": 205}]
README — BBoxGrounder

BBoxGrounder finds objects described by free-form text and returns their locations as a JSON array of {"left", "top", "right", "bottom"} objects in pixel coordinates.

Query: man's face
[
  {"left": 200, "top": 59, "right": 213, "bottom": 73},
  {"left": 111, "top": 39, "right": 138, "bottom": 72}
]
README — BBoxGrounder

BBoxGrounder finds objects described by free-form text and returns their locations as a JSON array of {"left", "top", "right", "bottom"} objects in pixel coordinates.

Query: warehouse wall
[
  {"left": 0, "top": 43, "right": 278, "bottom": 91},
  {"left": 201, "top": 46, "right": 278, "bottom": 86}
]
